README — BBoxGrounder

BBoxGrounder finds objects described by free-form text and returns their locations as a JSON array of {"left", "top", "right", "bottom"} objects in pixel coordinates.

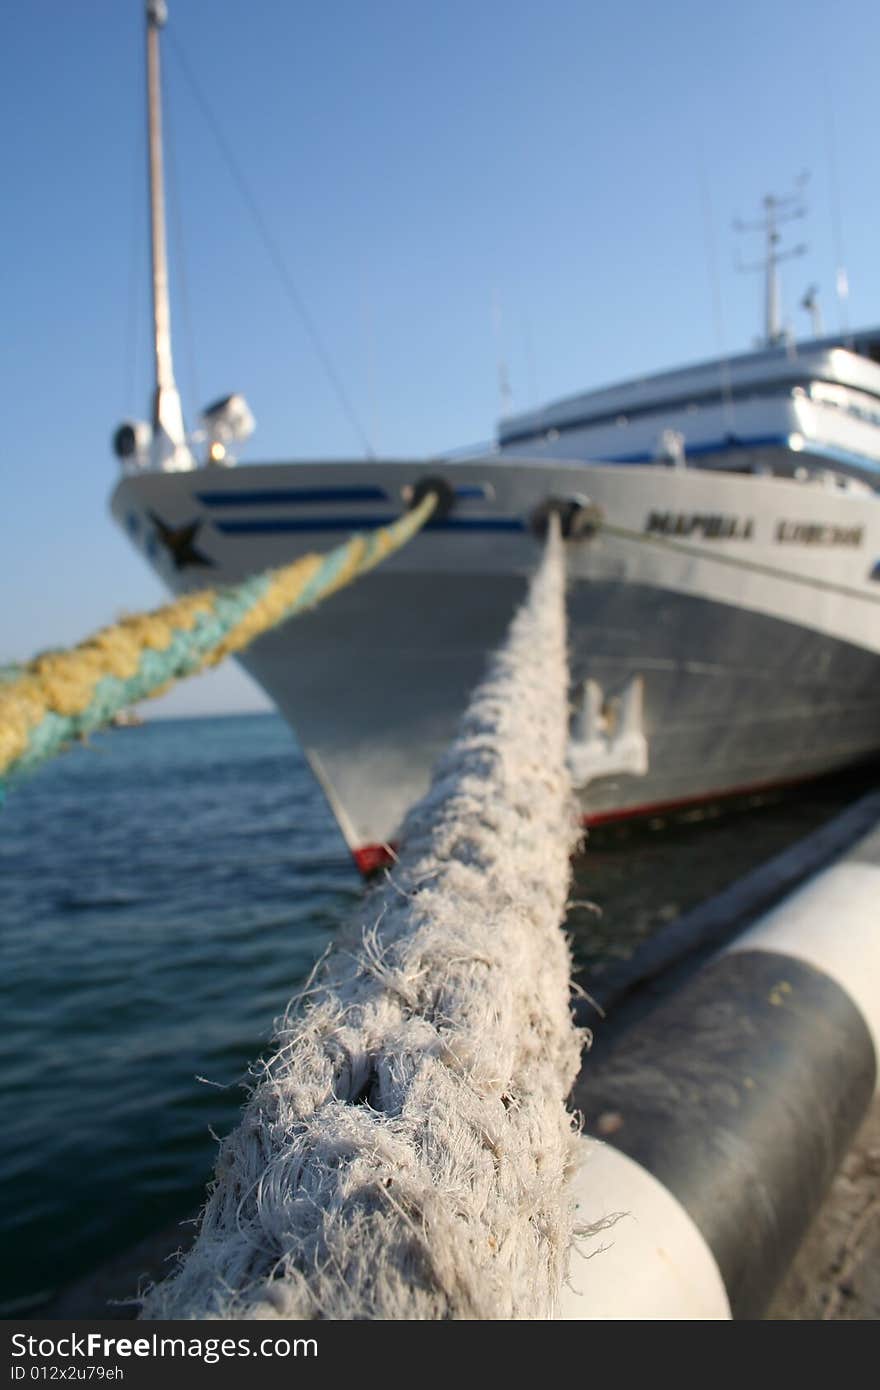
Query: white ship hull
[{"left": 112, "top": 456, "right": 880, "bottom": 870}]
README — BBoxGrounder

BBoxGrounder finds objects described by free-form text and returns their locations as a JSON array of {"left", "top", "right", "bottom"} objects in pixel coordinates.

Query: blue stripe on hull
[
  {"left": 196, "top": 486, "right": 389, "bottom": 506},
  {"left": 213, "top": 516, "right": 526, "bottom": 535}
]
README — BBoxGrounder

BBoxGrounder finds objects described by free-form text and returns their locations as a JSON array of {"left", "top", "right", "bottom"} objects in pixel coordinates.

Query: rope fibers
[
  {"left": 141, "top": 519, "right": 584, "bottom": 1320},
  {"left": 0, "top": 495, "right": 434, "bottom": 789}
]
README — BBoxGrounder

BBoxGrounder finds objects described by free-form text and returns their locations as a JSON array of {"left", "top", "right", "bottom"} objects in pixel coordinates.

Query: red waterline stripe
[
  {"left": 350, "top": 772, "right": 824, "bottom": 875},
  {"left": 352, "top": 843, "right": 398, "bottom": 876},
  {"left": 580, "top": 770, "right": 819, "bottom": 827}
]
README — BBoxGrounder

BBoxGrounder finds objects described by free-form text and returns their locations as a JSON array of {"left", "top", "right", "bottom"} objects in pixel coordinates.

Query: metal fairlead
[
  {"left": 530, "top": 495, "right": 603, "bottom": 540},
  {"left": 405, "top": 475, "right": 456, "bottom": 522}
]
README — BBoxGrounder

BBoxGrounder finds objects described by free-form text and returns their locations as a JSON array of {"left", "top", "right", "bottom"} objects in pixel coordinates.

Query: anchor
[{"left": 567, "top": 674, "right": 649, "bottom": 787}]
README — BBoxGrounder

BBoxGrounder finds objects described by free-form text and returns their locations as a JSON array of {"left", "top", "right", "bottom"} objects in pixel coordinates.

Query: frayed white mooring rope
[{"left": 141, "top": 520, "right": 584, "bottom": 1320}]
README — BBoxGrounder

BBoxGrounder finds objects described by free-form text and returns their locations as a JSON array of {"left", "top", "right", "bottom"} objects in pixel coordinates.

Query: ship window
[
  {"left": 809, "top": 379, "right": 880, "bottom": 427},
  {"left": 810, "top": 381, "right": 848, "bottom": 408}
]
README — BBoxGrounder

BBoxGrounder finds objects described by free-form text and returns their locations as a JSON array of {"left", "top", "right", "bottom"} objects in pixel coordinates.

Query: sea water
[{"left": 0, "top": 712, "right": 870, "bottom": 1312}]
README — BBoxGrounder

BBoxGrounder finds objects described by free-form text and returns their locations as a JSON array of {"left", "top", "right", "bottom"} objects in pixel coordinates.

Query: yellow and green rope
[{"left": 0, "top": 493, "right": 435, "bottom": 790}]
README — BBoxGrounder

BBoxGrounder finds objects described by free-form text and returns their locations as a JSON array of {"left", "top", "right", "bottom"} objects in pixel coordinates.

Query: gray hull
[
  {"left": 237, "top": 568, "right": 880, "bottom": 852},
  {"left": 567, "top": 579, "right": 880, "bottom": 815}
]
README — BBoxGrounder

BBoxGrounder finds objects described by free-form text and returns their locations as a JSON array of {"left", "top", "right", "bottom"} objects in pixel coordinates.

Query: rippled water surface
[{"left": 0, "top": 712, "right": 872, "bottom": 1312}]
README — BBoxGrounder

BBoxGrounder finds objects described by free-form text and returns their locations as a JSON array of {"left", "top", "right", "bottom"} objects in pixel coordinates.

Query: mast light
[{"left": 200, "top": 393, "right": 255, "bottom": 466}]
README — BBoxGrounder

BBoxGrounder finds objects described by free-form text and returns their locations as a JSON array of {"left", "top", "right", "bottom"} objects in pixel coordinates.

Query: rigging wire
[
  {"left": 696, "top": 149, "right": 735, "bottom": 436},
  {"left": 360, "top": 269, "right": 381, "bottom": 456},
  {"left": 523, "top": 311, "right": 539, "bottom": 411},
  {"left": 823, "top": 74, "right": 851, "bottom": 342},
  {"left": 165, "top": 31, "right": 376, "bottom": 460}
]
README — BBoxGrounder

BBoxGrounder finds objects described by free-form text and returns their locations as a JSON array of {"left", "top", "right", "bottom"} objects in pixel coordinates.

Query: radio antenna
[{"left": 734, "top": 177, "right": 809, "bottom": 347}]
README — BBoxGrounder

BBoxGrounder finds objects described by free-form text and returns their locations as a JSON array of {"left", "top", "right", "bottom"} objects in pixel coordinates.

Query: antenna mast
[
  {"left": 492, "top": 292, "right": 513, "bottom": 417},
  {"left": 735, "top": 180, "right": 808, "bottom": 347},
  {"left": 145, "top": 0, "right": 191, "bottom": 470}
]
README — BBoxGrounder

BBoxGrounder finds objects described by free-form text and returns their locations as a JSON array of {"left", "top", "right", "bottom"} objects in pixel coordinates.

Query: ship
[
  {"left": 112, "top": 2, "right": 880, "bottom": 873},
  {"left": 110, "top": 708, "right": 145, "bottom": 729}
]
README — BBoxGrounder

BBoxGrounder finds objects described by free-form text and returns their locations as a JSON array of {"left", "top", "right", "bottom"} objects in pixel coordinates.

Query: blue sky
[{"left": 4, "top": 0, "right": 879, "bottom": 717}]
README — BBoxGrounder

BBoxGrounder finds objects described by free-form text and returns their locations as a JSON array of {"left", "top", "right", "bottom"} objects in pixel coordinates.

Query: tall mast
[
  {"left": 734, "top": 182, "right": 808, "bottom": 349},
  {"left": 763, "top": 195, "right": 782, "bottom": 345},
  {"left": 145, "top": 0, "right": 191, "bottom": 470}
]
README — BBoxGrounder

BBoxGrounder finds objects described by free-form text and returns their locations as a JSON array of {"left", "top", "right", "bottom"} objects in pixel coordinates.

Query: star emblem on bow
[{"left": 148, "top": 513, "right": 215, "bottom": 570}]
